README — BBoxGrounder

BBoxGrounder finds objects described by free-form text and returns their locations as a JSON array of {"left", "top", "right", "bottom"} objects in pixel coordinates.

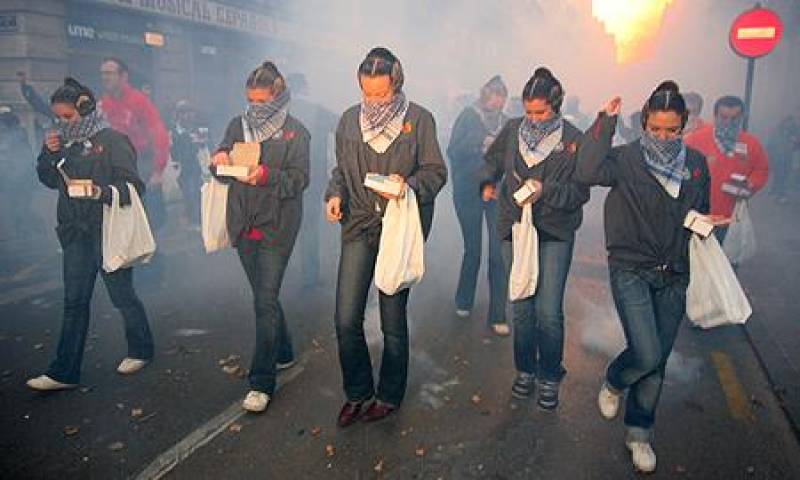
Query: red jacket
[
  {"left": 100, "top": 84, "right": 169, "bottom": 177},
  {"left": 684, "top": 124, "right": 769, "bottom": 218}
]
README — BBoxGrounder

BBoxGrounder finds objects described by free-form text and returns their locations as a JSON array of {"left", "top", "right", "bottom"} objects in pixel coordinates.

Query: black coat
[
  {"left": 481, "top": 118, "right": 590, "bottom": 242},
  {"left": 36, "top": 128, "right": 144, "bottom": 246},
  {"left": 575, "top": 113, "right": 711, "bottom": 273},
  {"left": 212, "top": 115, "right": 310, "bottom": 256}
]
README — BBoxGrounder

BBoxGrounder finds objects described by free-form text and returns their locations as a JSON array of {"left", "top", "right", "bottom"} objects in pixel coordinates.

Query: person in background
[
  {"left": 326, "top": 47, "right": 447, "bottom": 426},
  {"left": 767, "top": 113, "right": 798, "bottom": 205},
  {"left": 285, "top": 72, "right": 339, "bottom": 287},
  {"left": 17, "top": 71, "right": 55, "bottom": 146},
  {"left": 27, "top": 78, "right": 153, "bottom": 391},
  {"left": 210, "top": 61, "right": 309, "bottom": 413},
  {"left": 0, "top": 106, "right": 38, "bottom": 237},
  {"left": 683, "top": 92, "right": 706, "bottom": 134},
  {"left": 618, "top": 111, "right": 643, "bottom": 143},
  {"left": 99, "top": 57, "right": 171, "bottom": 286},
  {"left": 170, "top": 100, "right": 208, "bottom": 228},
  {"left": 447, "top": 75, "right": 509, "bottom": 335},
  {"left": 576, "top": 82, "right": 711, "bottom": 474},
  {"left": 563, "top": 95, "right": 591, "bottom": 131},
  {"left": 685, "top": 95, "right": 769, "bottom": 242},
  {"left": 481, "top": 67, "right": 590, "bottom": 409}
]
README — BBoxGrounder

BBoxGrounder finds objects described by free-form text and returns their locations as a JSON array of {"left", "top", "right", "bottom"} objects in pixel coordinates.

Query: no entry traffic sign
[{"left": 730, "top": 7, "right": 783, "bottom": 59}]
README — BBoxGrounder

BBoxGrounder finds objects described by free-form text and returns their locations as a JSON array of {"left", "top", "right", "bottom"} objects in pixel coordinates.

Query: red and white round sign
[{"left": 730, "top": 7, "right": 783, "bottom": 59}]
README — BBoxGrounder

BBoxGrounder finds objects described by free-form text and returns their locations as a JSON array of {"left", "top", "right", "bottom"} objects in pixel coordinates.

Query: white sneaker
[
  {"left": 242, "top": 391, "right": 270, "bottom": 412},
  {"left": 492, "top": 324, "right": 511, "bottom": 337},
  {"left": 455, "top": 309, "right": 471, "bottom": 318},
  {"left": 626, "top": 440, "right": 657, "bottom": 473},
  {"left": 598, "top": 383, "right": 620, "bottom": 420},
  {"left": 116, "top": 358, "right": 149, "bottom": 375},
  {"left": 26, "top": 375, "right": 77, "bottom": 391}
]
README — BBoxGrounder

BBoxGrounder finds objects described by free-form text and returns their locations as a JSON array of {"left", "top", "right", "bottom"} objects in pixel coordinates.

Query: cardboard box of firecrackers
[
  {"left": 67, "top": 179, "right": 95, "bottom": 198},
  {"left": 364, "top": 173, "right": 404, "bottom": 197},
  {"left": 217, "top": 142, "right": 260, "bottom": 178},
  {"left": 684, "top": 210, "right": 714, "bottom": 238}
]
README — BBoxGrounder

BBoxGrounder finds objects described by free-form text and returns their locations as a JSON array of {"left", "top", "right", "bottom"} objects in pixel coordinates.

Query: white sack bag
[
  {"left": 374, "top": 188, "right": 425, "bottom": 295},
  {"left": 102, "top": 183, "right": 157, "bottom": 273},
  {"left": 509, "top": 202, "right": 539, "bottom": 301}
]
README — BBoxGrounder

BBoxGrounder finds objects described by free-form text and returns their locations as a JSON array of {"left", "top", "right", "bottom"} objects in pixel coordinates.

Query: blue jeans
[
  {"left": 606, "top": 267, "right": 688, "bottom": 432},
  {"left": 334, "top": 236, "right": 411, "bottom": 406},
  {"left": 237, "top": 238, "right": 294, "bottom": 394},
  {"left": 48, "top": 233, "right": 153, "bottom": 384},
  {"left": 502, "top": 238, "right": 574, "bottom": 382},
  {"left": 453, "top": 180, "right": 506, "bottom": 325}
]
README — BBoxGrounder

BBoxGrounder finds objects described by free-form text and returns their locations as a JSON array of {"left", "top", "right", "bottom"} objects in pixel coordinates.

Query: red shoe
[
  {"left": 361, "top": 400, "right": 398, "bottom": 423},
  {"left": 337, "top": 399, "right": 369, "bottom": 428}
]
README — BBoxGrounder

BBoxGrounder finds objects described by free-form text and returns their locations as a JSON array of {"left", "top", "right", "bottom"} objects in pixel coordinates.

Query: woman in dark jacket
[
  {"left": 447, "top": 75, "right": 509, "bottom": 334},
  {"left": 325, "top": 47, "right": 447, "bottom": 426},
  {"left": 481, "top": 67, "right": 590, "bottom": 410},
  {"left": 210, "top": 61, "right": 310, "bottom": 413},
  {"left": 27, "top": 78, "right": 153, "bottom": 391},
  {"left": 575, "top": 82, "right": 711, "bottom": 473}
]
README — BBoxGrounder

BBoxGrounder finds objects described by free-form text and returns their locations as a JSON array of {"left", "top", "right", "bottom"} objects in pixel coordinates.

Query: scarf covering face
[
  {"left": 360, "top": 91, "right": 409, "bottom": 154},
  {"left": 641, "top": 132, "right": 687, "bottom": 198},
  {"left": 518, "top": 115, "right": 563, "bottom": 167},
  {"left": 57, "top": 109, "right": 110, "bottom": 147},
  {"left": 714, "top": 116, "right": 742, "bottom": 155},
  {"left": 471, "top": 102, "right": 507, "bottom": 137},
  {"left": 244, "top": 88, "right": 291, "bottom": 143}
]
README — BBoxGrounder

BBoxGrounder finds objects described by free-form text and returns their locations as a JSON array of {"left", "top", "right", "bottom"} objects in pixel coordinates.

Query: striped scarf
[
  {"left": 641, "top": 133, "right": 686, "bottom": 198},
  {"left": 57, "top": 109, "right": 109, "bottom": 147},
  {"left": 244, "top": 88, "right": 291, "bottom": 143},
  {"left": 518, "top": 115, "right": 563, "bottom": 167},
  {"left": 360, "top": 92, "right": 409, "bottom": 154}
]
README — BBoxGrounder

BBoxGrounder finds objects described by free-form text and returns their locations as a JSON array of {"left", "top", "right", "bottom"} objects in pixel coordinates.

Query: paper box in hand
[
  {"left": 216, "top": 164, "right": 251, "bottom": 177},
  {"left": 364, "top": 173, "right": 404, "bottom": 197},
  {"left": 67, "top": 179, "right": 94, "bottom": 198},
  {"left": 684, "top": 210, "right": 714, "bottom": 238},
  {"left": 231, "top": 142, "right": 260, "bottom": 168}
]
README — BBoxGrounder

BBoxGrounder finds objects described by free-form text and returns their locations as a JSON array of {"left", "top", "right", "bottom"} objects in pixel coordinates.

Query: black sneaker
[
  {"left": 511, "top": 372, "right": 536, "bottom": 398},
  {"left": 537, "top": 380, "right": 560, "bottom": 410}
]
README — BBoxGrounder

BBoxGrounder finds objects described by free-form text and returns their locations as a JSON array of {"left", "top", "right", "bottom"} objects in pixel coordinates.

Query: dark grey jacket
[
  {"left": 575, "top": 113, "right": 710, "bottom": 273},
  {"left": 481, "top": 118, "right": 590, "bottom": 242},
  {"left": 325, "top": 102, "right": 447, "bottom": 243},
  {"left": 212, "top": 115, "right": 310, "bottom": 256},
  {"left": 37, "top": 128, "right": 144, "bottom": 246}
]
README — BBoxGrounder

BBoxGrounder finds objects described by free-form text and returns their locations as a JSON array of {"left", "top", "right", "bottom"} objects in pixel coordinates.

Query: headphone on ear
[{"left": 75, "top": 92, "right": 96, "bottom": 116}]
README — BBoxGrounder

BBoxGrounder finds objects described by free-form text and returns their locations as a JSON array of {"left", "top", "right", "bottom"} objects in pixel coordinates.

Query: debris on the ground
[
  {"left": 63, "top": 425, "right": 80, "bottom": 436},
  {"left": 229, "top": 423, "right": 243, "bottom": 433},
  {"left": 131, "top": 408, "right": 143, "bottom": 418},
  {"left": 471, "top": 394, "right": 482, "bottom": 405},
  {"left": 108, "top": 441, "right": 125, "bottom": 452},
  {"left": 116, "top": 403, "right": 125, "bottom": 410},
  {"left": 415, "top": 447, "right": 425, "bottom": 457},
  {"left": 325, "top": 444, "right": 335, "bottom": 457},
  {"left": 374, "top": 458, "right": 385, "bottom": 473},
  {"left": 311, "top": 426, "right": 322, "bottom": 437},
  {"left": 33, "top": 343, "right": 44, "bottom": 350}
]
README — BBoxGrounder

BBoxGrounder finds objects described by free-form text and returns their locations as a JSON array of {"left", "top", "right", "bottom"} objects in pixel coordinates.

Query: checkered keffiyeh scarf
[
  {"left": 641, "top": 133, "right": 687, "bottom": 198},
  {"left": 518, "top": 115, "right": 563, "bottom": 167},
  {"left": 57, "top": 109, "right": 109, "bottom": 147},
  {"left": 360, "top": 92, "right": 409, "bottom": 154},
  {"left": 714, "top": 117, "right": 742, "bottom": 156},
  {"left": 244, "top": 88, "right": 291, "bottom": 143}
]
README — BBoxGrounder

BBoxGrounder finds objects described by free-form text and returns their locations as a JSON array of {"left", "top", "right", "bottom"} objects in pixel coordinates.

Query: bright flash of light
[{"left": 592, "top": 0, "right": 675, "bottom": 64}]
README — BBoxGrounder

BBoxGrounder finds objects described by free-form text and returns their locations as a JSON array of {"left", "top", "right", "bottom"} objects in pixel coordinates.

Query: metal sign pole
[{"left": 743, "top": 56, "right": 755, "bottom": 131}]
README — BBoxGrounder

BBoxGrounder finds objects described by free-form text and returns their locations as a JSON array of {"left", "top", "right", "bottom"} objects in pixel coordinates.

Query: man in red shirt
[
  {"left": 98, "top": 58, "right": 169, "bottom": 186},
  {"left": 685, "top": 95, "right": 769, "bottom": 240}
]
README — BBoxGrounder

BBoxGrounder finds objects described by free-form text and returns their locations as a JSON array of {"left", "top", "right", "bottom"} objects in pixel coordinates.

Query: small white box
[
  {"left": 67, "top": 179, "right": 94, "bottom": 198},
  {"left": 216, "top": 164, "right": 250, "bottom": 177},
  {"left": 730, "top": 173, "right": 747, "bottom": 183},
  {"left": 684, "top": 210, "right": 714, "bottom": 238},
  {"left": 364, "top": 173, "right": 404, "bottom": 197},
  {"left": 513, "top": 182, "right": 536, "bottom": 204}
]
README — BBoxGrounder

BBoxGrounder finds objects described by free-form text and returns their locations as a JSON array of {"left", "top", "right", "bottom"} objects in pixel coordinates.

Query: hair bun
[
  {"left": 534, "top": 67, "right": 554, "bottom": 80},
  {"left": 654, "top": 80, "right": 680, "bottom": 95}
]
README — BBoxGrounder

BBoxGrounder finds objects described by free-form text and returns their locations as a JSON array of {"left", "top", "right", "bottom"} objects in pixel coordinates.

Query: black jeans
[
  {"left": 453, "top": 179, "right": 506, "bottom": 325},
  {"left": 48, "top": 233, "right": 153, "bottom": 384},
  {"left": 606, "top": 266, "right": 688, "bottom": 432},
  {"left": 236, "top": 237, "right": 294, "bottom": 395},
  {"left": 334, "top": 235, "right": 411, "bottom": 406}
]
